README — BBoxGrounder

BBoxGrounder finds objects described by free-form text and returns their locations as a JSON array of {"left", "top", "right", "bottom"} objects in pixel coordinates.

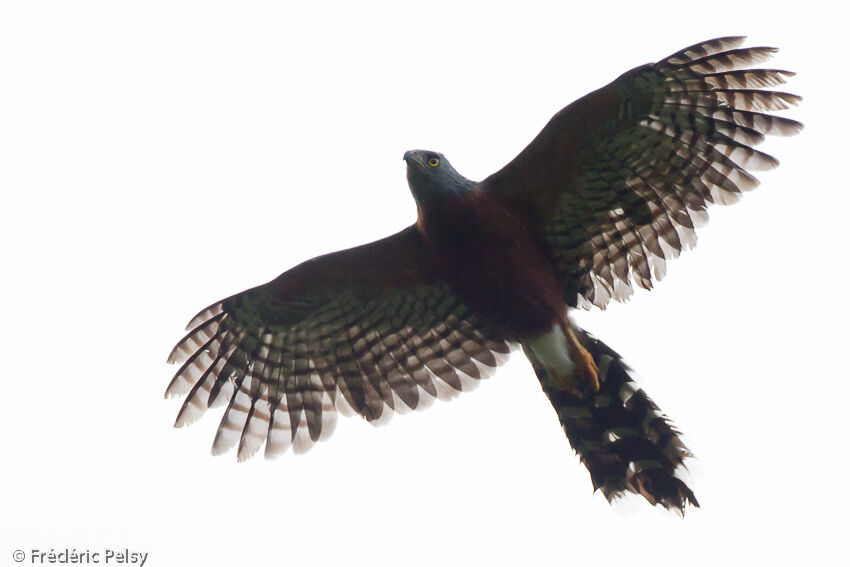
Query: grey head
[{"left": 403, "top": 150, "right": 475, "bottom": 210}]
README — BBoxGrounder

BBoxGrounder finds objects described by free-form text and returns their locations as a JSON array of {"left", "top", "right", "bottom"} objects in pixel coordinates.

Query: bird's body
[
  {"left": 415, "top": 183, "right": 566, "bottom": 340},
  {"left": 167, "top": 37, "right": 801, "bottom": 513}
]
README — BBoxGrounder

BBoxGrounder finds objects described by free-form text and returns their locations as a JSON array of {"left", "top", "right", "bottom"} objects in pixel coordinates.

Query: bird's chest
[{"left": 422, "top": 196, "right": 565, "bottom": 339}]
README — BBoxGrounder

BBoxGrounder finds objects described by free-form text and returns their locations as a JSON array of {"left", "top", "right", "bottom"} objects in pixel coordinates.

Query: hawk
[{"left": 167, "top": 37, "right": 801, "bottom": 513}]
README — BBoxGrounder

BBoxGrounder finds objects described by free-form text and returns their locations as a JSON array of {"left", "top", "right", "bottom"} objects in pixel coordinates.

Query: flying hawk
[{"left": 166, "top": 37, "right": 801, "bottom": 513}]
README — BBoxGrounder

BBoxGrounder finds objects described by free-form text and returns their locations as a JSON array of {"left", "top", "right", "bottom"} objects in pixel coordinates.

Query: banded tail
[{"left": 525, "top": 326, "right": 698, "bottom": 513}]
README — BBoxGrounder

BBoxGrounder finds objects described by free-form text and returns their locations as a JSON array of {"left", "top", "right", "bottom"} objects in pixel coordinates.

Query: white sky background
[{"left": 1, "top": 1, "right": 847, "bottom": 565}]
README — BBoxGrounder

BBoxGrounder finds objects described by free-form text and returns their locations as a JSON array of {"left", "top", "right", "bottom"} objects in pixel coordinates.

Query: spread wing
[
  {"left": 481, "top": 36, "right": 802, "bottom": 309},
  {"left": 166, "top": 226, "right": 510, "bottom": 459}
]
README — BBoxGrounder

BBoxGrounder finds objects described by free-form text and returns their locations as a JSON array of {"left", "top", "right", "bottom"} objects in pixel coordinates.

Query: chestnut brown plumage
[{"left": 167, "top": 37, "right": 801, "bottom": 513}]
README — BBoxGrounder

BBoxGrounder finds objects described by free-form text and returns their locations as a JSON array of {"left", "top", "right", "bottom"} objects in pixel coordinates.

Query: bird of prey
[{"left": 167, "top": 37, "right": 801, "bottom": 513}]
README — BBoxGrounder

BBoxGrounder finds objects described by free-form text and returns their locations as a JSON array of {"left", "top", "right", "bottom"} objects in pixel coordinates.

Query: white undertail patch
[{"left": 525, "top": 322, "right": 575, "bottom": 378}]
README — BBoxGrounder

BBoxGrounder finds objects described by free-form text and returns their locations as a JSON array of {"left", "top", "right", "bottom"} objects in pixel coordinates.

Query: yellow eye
[{"left": 428, "top": 157, "right": 440, "bottom": 167}]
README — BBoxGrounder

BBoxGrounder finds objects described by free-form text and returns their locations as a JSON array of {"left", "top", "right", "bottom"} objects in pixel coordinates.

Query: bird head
[{"left": 403, "top": 150, "right": 474, "bottom": 209}]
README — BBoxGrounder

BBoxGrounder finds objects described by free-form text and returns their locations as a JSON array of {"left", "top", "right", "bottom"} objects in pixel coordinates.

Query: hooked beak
[{"left": 403, "top": 150, "right": 425, "bottom": 169}]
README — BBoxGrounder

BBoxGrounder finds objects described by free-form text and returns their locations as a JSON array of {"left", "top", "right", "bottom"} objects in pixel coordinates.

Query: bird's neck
[{"left": 415, "top": 189, "right": 476, "bottom": 246}]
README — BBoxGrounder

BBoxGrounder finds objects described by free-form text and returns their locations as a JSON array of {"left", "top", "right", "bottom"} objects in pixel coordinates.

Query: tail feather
[{"left": 526, "top": 327, "right": 698, "bottom": 514}]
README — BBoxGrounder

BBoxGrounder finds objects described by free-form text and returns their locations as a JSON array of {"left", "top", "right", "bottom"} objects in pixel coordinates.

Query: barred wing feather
[
  {"left": 166, "top": 226, "right": 510, "bottom": 459},
  {"left": 482, "top": 36, "right": 802, "bottom": 309}
]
